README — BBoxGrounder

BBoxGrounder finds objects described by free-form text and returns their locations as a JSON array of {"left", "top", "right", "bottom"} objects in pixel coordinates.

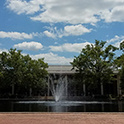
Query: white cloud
[
  {"left": 63, "top": 25, "right": 91, "bottom": 36},
  {"left": 0, "top": 31, "right": 34, "bottom": 40},
  {"left": 49, "top": 42, "right": 92, "bottom": 53},
  {"left": 44, "top": 25, "right": 91, "bottom": 38},
  {"left": 30, "top": 52, "right": 73, "bottom": 65},
  {"left": 30, "top": 0, "right": 100, "bottom": 24},
  {"left": 0, "top": 49, "right": 8, "bottom": 54},
  {"left": 7, "top": 0, "right": 124, "bottom": 24},
  {"left": 6, "top": 0, "right": 44, "bottom": 15},
  {"left": 107, "top": 35, "right": 120, "bottom": 44},
  {"left": 107, "top": 35, "right": 124, "bottom": 48},
  {"left": 14, "top": 41, "right": 43, "bottom": 51},
  {"left": 43, "top": 30, "right": 56, "bottom": 38},
  {"left": 100, "top": 6, "right": 124, "bottom": 22},
  {"left": 110, "top": 6, "right": 124, "bottom": 22}
]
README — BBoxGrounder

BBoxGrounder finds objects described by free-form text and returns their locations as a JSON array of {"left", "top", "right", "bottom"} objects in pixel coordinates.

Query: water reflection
[{"left": 0, "top": 100, "right": 124, "bottom": 112}]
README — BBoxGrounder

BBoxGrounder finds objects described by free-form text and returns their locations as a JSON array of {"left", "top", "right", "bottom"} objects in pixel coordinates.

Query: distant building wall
[{"left": 47, "top": 65, "right": 121, "bottom": 97}]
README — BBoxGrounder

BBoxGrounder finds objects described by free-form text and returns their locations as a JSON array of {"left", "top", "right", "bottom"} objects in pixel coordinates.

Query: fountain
[
  {"left": 3, "top": 74, "right": 124, "bottom": 112},
  {"left": 0, "top": 65, "right": 124, "bottom": 112},
  {"left": 48, "top": 74, "right": 67, "bottom": 102}
]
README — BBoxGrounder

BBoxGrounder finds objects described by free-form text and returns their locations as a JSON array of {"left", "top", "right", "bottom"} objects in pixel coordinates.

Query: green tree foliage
[
  {"left": 120, "top": 41, "right": 124, "bottom": 52},
  {"left": 120, "top": 66, "right": 124, "bottom": 92},
  {"left": 115, "top": 41, "right": 124, "bottom": 93},
  {"left": 71, "top": 40, "right": 118, "bottom": 95},
  {"left": 7, "top": 49, "right": 24, "bottom": 95},
  {"left": 22, "top": 56, "right": 48, "bottom": 96},
  {"left": 0, "top": 48, "right": 48, "bottom": 98},
  {"left": 0, "top": 52, "right": 9, "bottom": 91}
]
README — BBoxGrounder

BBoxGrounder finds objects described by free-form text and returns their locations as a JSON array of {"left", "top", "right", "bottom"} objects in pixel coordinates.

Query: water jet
[{"left": 48, "top": 74, "right": 67, "bottom": 102}]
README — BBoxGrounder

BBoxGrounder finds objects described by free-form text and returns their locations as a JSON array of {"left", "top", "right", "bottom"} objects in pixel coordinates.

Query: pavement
[{"left": 0, "top": 113, "right": 124, "bottom": 124}]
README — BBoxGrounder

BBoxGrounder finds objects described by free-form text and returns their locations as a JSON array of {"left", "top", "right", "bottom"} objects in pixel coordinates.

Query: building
[{"left": 46, "top": 65, "right": 122, "bottom": 99}]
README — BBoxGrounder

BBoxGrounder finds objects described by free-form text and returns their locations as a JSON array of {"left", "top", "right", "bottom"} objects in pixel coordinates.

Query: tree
[
  {"left": 0, "top": 48, "right": 48, "bottom": 97},
  {"left": 120, "top": 66, "right": 124, "bottom": 92},
  {"left": 0, "top": 52, "right": 10, "bottom": 95},
  {"left": 120, "top": 41, "right": 124, "bottom": 52},
  {"left": 7, "top": 48, "right": 24, "bottom": 95},
  {"left": 71, "top": 40, "right": 118, "bottom": 95},
  {"left": 115, "top": 41, "right": 124, "bottom": 93},
  {"left": 22, "top": 56, "right": 48, "bottom": 97}
]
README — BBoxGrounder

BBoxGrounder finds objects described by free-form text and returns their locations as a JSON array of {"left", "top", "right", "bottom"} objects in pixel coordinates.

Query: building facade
[{"left": 47, "top": 65, "right": 122, "bottom": 98}]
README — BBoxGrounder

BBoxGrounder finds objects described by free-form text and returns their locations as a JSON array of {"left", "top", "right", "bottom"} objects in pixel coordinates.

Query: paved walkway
[{"left": 0, "top": 113, "right": 124, "bottom": 124}]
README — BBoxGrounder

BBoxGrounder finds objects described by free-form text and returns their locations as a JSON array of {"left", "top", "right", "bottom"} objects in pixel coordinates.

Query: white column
[
  {"left": 101, "top": 82, "right": 104, "bottom": 95},
  {"left": 47, "top": 75, "right": 50, "bottom": 96},
  {"left": 83, "top": 83, "right": 86, "bottom": 96},
  {"left": 65, "top": 75, "right": 68, "bottom": 96},
  {"left": 117, "top": 74, "right": 121, "bottom": 96}
]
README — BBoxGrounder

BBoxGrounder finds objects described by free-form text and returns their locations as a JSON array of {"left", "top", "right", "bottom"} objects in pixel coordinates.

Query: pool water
[{"left": 0, "top": 100, "right": 124, "bottom": 112}]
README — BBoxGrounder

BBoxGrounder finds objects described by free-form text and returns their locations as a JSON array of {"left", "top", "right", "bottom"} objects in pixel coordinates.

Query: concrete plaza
[{"left": 0, "top": 113, "right": 124, "bottom": 124}]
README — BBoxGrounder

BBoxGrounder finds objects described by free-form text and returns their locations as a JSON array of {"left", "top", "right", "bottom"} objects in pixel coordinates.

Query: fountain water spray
[{"left": 49, "top": 75, "right": 67, "bottom": 102}]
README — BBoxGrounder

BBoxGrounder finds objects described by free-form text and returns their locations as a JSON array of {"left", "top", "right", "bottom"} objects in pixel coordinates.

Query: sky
[{"left": 0, "top": 0, "right": 124, "bottom": 65}]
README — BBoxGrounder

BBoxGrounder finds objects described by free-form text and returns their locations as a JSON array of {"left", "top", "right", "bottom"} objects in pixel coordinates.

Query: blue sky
[{"left": 0, "top": 0, "right": 124, "bottom": 65}]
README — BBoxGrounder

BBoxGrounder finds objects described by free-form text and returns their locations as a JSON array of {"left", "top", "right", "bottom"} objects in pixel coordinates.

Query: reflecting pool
[{"left": 0, "top": 100, "right": 124, "bottom": 112}]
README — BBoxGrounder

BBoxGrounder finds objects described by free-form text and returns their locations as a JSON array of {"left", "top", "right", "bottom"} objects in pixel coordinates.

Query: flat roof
[
  {"left": 47, "top": 65, "right": 75, "bottom": 74},
  {"left": 47, "top": 65, "right": 119, "bottom": 74}
]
